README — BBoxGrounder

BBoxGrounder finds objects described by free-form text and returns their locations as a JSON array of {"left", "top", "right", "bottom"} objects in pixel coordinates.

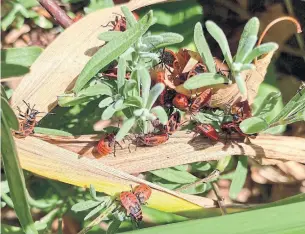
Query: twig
[
  {"left": 211, "top": 182, "right": 227, "bottom": 215},
  {"left": 38, "top": 0, "right": 73, "bottom": 28},
  {"left": 175, "top": 170, "right": 220, "bottom": 192},
  {"left": 77, "top": 203, "right": 117, "bottom": 234}
]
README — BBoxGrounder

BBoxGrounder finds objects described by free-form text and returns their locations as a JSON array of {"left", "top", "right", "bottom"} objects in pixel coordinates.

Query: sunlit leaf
[
  {"left": 138, "top": 67, "right": 151, "bottom": 107},
  {"left": 123, "top": 80, "right": 137, "bottom": 97},
  {"left": 146, "top": 83, "right": 165, "bottom": 110},
  {"left": 33, "top": 16, "right": 53, "bottom": 29},
  {"left": 73, "top": 10, "right": 153, "bottom": 93},
  {"left": 115, "top": 117, "right": 136, "bottom": 141},
  {"left": 98, "top": 31, "right": 123, "bottom": 41},
  {"left": 90, "top": 184, "right": 97, "bottom": 200},
  {"left": 236, "top": 17, "right": 259, "bottom": 60},
  {"left": 114, "top": 99, "right": 124, "bottom": 110},
  {"left": 102, "top": 104, "right": 116, "bottom": 120},
  {"left": 240, "top": 117, "right": 268, "bottom": 134},
  {"left": 150, "top": 106, "right": 168, "bottom": 124},
  {"left": 206, "top": 21, "right": 232, "bottom": 67},
  {"left": 235, "top": 73, "right": 247, "bottom": 97},
  {"left": 150, "top": 168, "right": 198, "bottom": 184},
  {"left": 235, "top": 35, "right": 257, "bottom": 63},
  {"left": 229, "top": 156, "right": 248, "bottom": 199},
  {"left": 194, "top": 22, "right": 216, "bottom": 73},
  {"left": 71, "top": 200, "right": 101, "bottom": 212},
  {"left": 1, "top": 47, "right": 43, "bottom": 67},
  {"left": 142, "top": 33, "right": 184, "bottom": 51},
  {"left": 84, "top": 203, "right": 106, "bottom": 220},
  {"left": 244, "top": 42, "right": 279, "bottom": 64},
  {"left": 191, "top": 162, "right": 211, "bottom": 172},
  {"left": 99, "top": 97, "right": 114, "bottom": 108},
  {"left": 57, "top": 94, "right": 93, "bottom": 107},
  {"left": 253, "top": 92, "right": 281, "bottom": 118},
  {"left": 124, "top": 96, "right": 143, "bottom": 108},
  {"left": 34, "top": 127, "right": 73, "bottom": 136},
  {"left": 78, "top": 83, "right": 113, "bottom": 97},
  {"left": 117, "top": 57, "right": 126, "bottom": 92},
  {"left": 216, "top": 156, "right": 232, "bottom": 172},
  {"left": 183, "top": 73, "right": 229, "bottom": 90},
  {"left": 121, "top": 5, "right": 137, "bottom": 27}
]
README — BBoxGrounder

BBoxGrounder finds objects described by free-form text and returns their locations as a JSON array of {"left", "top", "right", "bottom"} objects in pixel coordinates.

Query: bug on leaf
[
  {"left": 221, "top": 122, "right": 256, "bottom": 142},
  {"left": 172, "top": 94, "right": 189, "bottom": 111},
  {"left": 190, "top": 88, "right": 212, "bottom": 113},
  {"left": 14, "top": 101, "right": 41, "bottom": 138},
  {"left": 193, "top": 124, "right": 219, "bottom": 142},
  {"left": 165, "top": 111, "right": 182, "bottom": 135},
  {"left": 120, "top": 191, "right": 143, "bottom": 221},
  {"left": 137, "top": 133, "right": 169, "bottom": 147},
  {"left": 133, "top": 184, "right": 152, "bottom": 204}
]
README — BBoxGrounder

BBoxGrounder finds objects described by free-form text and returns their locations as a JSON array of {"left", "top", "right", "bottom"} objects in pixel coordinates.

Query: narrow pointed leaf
[
  {"left": 123, "top": 80, "right": 137, "bottom": 97},
  {"left": 229, "top": 156, "right": 248, "bottom": 199},
  {"left": 99, "top": 97, "right": 114, "bottom": 108},
  {"left": 206, "top": 21, "right": 232, "bottom": 67},
  {"left": 235, "top": 73, "right": 247, "bottom": 97},
  {"left": 183, "top": 73, "right": 229, "bottom": 90},
  {"left": 239, "top": 117, "right": 268, "bottom": 134},
  {"left": 253, "top": 92, "right": 281, "bottom": 117},
  {"left": 73, "top": 10, "right": 153, "bottom": 93},
  {"left": 107, "top": 219, "right": 121, "bottom": 234},
  {"left": 115, "top": 117, "right": 136, "bottom": 141},
  {"left": 236, "top": 17, "right": 259, "bottom": 59},
  {"left": 57, "top": 95, "right": 93, "bottom": 107},
  {"left": 150, "top": 106, "right": 168, "bottom": 124},
  {"left": 124, "top": 96, "right": 143, "bottom": 108},
  {"left": 78, "top": 83, "right": 113, "bottom": 97},
  {"left": 244, "top": 42, "right": 279, "bottom": 64},
  {"left": 146, "top": 83, "right": 165, "bottom": 110},
  {"left": 34, "top": 127, "right": 73, "bottom": 136},
  {"left": 194, "top": 22, "right": 216, "bottom": 73},
  {"left": 138, "top": 67, "right": 151, "bottom": 107},
  {"left": 84, "top": 203, "right": 106, "bottom": 220},
  {"left": 1, "top": 110, "right": 38, "bottom": 234},
  {"left": 114, "top": 99, "right": 124, "bottom": 110},
  {"left": 151, "top": 168, "right": 198, "bottom": 184},
  {"left": 98, "top": 31, "right": 123, "bottom": 41},
  {"left": 90, "top": 184, "right": 97, "bottom": 200},
  {"left": 1, "top": 97, "right": 19, "bottom": 130},
  {"left": 1, "top": 85, "right": 8, "bottom": 100},
  {"left": 71, "top": 200, "right": 101, "bottom": 212},
  {"left": 102, "top": 104, "right": 116, "bottom": 120}
]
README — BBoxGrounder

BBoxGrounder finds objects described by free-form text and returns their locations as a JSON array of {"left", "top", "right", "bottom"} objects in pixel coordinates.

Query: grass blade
[
  {"left": 194, "top": 22, "right": 216, "bottom": 73},
  {"left": 229, "top": 156, "right": 248, "bottom": 199},
  {"left": 73, "top": 10, "right": 153, "bottom": 93},
  {"left": 1, "top": 110, "right": 38, "bottom": 234},
  {"left": 1, "top": 97, "right": 19, "bottom": 130}
]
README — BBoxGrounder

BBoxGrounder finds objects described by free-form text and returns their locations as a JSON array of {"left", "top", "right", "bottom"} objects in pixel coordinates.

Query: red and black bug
[
  {"left": 96, "top": 133, "right": 122, "bottom": 157},
  {"left": 221, "top": 122, "right": 256, "bottom": 142},
  {"left": 193, "top": 123, "right": 219, "bottom": 142},
  {"left": 172, "top": 94, "right": 189, "bottom": 111},
  {"left": 187, "top": 63, "right": 207, "bottom": 80},
  {"left": 120, "top": 191, "right": 143, "bottom": 221},
  {"left": 190, "top": 88, "right": 212, "bottom": 113},
  {"left": 14, "top": 101, "right": 41, "bottom": 138},
  {"left": 133, "top": 184, "right": 152, "bottom": 204},
  {"left": 164, "top": 111, "right": 181, "bottom": 135},
  {"left": 136, "top": 133, "right": 169, "bottom": 147}
]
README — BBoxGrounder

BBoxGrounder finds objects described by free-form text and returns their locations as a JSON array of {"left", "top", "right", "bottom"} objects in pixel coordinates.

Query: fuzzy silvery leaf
[
  {"left": 71, "top": 200, "right": 101, "bottom": 212},
  {"left": 235, "top": 35, "right": 257, "bottom": 63},
  {"left": 146, "top": 83, "right": 165, "bottom": 110},
  {"left": 102, "top": 104, "right": 116, "bottom": 120},
  {"left": 183, "top": 73, "right": 229, "bottom": 90},
  {"left": 243, "top": 42, "right": 278, "bottom": 64},
  {"left": 117, "top": 57, "right": 126, "bottom": 92},
  {"left": 116, "top": 117, "right": 136, "bottom": 141},
  {"left": 150, "top": 106, "right": 168, "bottom": 124},
  {"left": 99, "top": 97, "right": 114, "bottom": 108},
  {"left": 98, "top": 31, "right": 123, "bottom": 41}
]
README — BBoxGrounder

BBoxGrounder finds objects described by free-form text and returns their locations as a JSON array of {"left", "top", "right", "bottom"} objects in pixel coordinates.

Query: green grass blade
[
  {"left": 229, "top": 156, "right": 248, "bottom": 200},
  {"left": 194, "top": 22, "right": 216, "bottom": 73},
  {"left": 73, "top": 10, "right": 153, "bottom": 93},
  {"left": 206, "top": 21, "right": 233, "bottom": 67},
  {"left": 183, "top": 73, "right": 229, "bottom": 90},
  {"left": 1, "top": 110, "right": 38, "bottom": 234},
  {"left": 1, "top": 97, "right": 19, "bottom": 130},
  {"left": 236, "top": 17, "right": 259, "bottom": 60},
  {"left": 124, "top": 201, "right": 305, "bottom": 234}
]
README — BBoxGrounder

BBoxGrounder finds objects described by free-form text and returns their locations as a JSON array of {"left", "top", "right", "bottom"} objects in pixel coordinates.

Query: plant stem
[
  {"left": 38, "top": 0, "right": 73, "bottom": 29},
  {"left": 211, "top": 182, "right": 227, "bottom": 215}
]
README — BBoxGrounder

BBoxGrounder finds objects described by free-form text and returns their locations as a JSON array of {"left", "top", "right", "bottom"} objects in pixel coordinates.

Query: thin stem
[
  {"left": 1, "top": 193, "right": 14, "bottom": 208},
  {"left": 77, "top": 202, "right": 117, "bottom": 234},
  {"left": 38, "top": 0, "right": 73, "bottom": 29},
  {"left": 211, "top": 182, "right": 227, "bottom": 215}
]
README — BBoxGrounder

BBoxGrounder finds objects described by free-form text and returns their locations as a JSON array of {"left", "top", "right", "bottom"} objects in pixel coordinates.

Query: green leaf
[
  {"left": 84, "top": 203, "right": 106, "bottom": 220},
  {"left": 1, "top": 63, "right": 29, "bottom": 78},
  {"left": 1, "top": 47, "right": 43, "bottom": 67},
  {"left": 98, "top": 31, "right": 123, "bottom": 41},
  {"left": 238, "top": 63, "right": 255, "bottom": 72},
  {"left": 33, "top": 127, "right": 73, "bottom": 136},
  {"left": 142, "top": 33, "right": 184, "bottom": 50},
  {"left": 125, "top": 201, "right": 305, "bottom": 234},
  {"left": 150, "top": 168, "right": 198, "bottom": 184},
  {"left": 33, "top": 16, "right": 53, "bottom": 29},
  {"left": 253, "top": 92, "right": 281, "bottom": 118},
  {"left": 124, "top": 96, "right": 143, "bottom": 108},
  {"left": 115, "top": 117, "right": 136, "bottom": 141},
  {"left": 123, "top": 79, "right": 137, "bottom": 97},
  {"left": 102, "top": 104, "right": 116, "bottom": 120},
  {"left": 1, "top": 181, "right": 10, "bottom": 194},
  {"left": 71, "top": 200, "right": 101, "bottom": 212},
  {"left": 138, "top": 67, "right": 151, "bottom": 107},
  {"left": 73, "top": 10, "right": 153, "bottom": 93},
  {"left": 78, "top": 83, "right": 113, "bottom": 97},
  {"left": 206, "top": 21, "right": 232, "bottom": 67},
  {"left": 239, "top": 117, "right": 269, "bottom": 134},
  {"left": 235, "top": 73, "right": 247, "bottom": 97},
  {"left": 150, "top": 106, "right": 168, "bottom": 124},
  {"left": 236, "top": 17, "right": 259, "bottom": 60},
  {"left": 1, "top": 97, "right": 19, "bottom": 130},
  {"left": 1, "top": 85, "right": 9, "bottom": 100},
  {"left": 216, "top": 156, "right": 232, "bottom": 172},
  {"left": 57, "top": 94, "right": 93, "bottom": 107},
  {"left": 183, "top": 73, "right": 229, "bottom": 90},
  {"left": 107, "top": 219, "right": 121, "bottom": 234},
  {"left": 1, "top": 107, "right": 38, "bottom": 234},
  {"left": 229, "top": 156, "right": 248, "bottom": 199},
  {"left": 117, "top": 57, "right": 126, "bottom": 92},
  {"left": 114, "top": 99, "right": 124, "bottom": 110},
  {"left": 146, "top": 83, "right": 165, "bottom": 110},
  {"left": 191, "top": 162, "right": 211, "bottom": 172},
  {"left": 90, "top": 184, "right": 97, "bottom": 200},
  {"left": 244, "top": 42, "right": 279, "bottom": 64},
  {"left": 194, "top": 22, "right": 216, "bottom": 73},
  {"left": 121, "top": 5, "right": 137, "bottom": 27},
  {"left": 99, "top": 97, "right": 114, "bottom": 108},
  {"left": 235, "top": 35, "right": 257, "bottom": 63}
]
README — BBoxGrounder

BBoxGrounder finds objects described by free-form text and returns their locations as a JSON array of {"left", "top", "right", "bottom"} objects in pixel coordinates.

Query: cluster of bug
[
  {"left": 120, "top": 183, "right": 152, "bottom": 222},
  {"left": 94, "top": 14, "right": 258, "bottom": 158}
]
